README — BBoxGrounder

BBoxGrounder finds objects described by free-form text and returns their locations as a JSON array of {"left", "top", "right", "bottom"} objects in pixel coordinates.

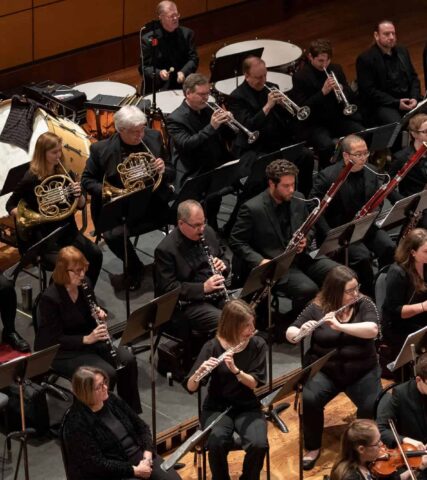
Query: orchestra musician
[
  {"left": 154, "top": 200, "right": 229, "bottom": 368},
  {"left": 81, "top": 105, "right": 174, "bottom": 292},
  {"left": 330, "top": 419, "right": 426, "bottom": 480},
  {"left": 185, "top": 299, "right": 268, "bottom": 480},
  {"left": 291, "top": 39, "right": 364, "bottom": 169},
  {"left": 139, "top": 1, "right": 199, "bottom": 95},
  {"left": 229, "top": 159, "right": 337, "bottom": 324},
  {"left": 6, "top": 131, "right": 102, "bottom": 286},
  {"left": 382, "top": 228, "right": 427, "bottom": 356},
  {"left": 34, "top": 246, "right": 141, "bottom": 413},
  {"left": 310, "top": 134, "right": 396, "bottom": 297},
  {"left": 62, "top": 366, "right": 181, "bottom": 480},
  {"left": 0, "top": 273, "right": 30, "bottom": 352},
  {"left": 286, "top": 265, "right": 381, "bottom": 471}
]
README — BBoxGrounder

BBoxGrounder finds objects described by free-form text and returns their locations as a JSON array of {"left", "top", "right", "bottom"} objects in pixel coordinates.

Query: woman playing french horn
[
  {"left": 285, "top": 265, "right": 382, "bottom": 471},
  {"left": 6, "top": 131, "right": 102, "bottom": 285}
]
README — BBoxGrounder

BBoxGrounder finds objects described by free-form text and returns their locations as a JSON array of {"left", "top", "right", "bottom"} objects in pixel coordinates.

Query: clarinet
[
  {"left": 80, "top": 280, "right": 125, "bottom": 371},
  {"left": 200, "top": 234, "right": 230, "bottom": 302}
]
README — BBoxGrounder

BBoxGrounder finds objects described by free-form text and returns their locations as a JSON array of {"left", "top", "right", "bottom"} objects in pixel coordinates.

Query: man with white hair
[
  {"left": 82, "top": 105, "right": 175, "bottom": 291},
  {"left": 139, "top": 1, "right": 199, "bottom": 94}
]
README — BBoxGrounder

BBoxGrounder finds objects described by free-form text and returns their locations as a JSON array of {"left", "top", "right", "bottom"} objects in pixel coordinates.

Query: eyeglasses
[
  {"left": 413, "top": 129, "right": 427, "bottom": 135},
  {"left": 67, "top": 268, "right": 86, "bottom": 276},
  {"left": 344, "top": 283, "right": 361, "bottom": 295},
  {"left": 182, "top": 219, "right": 207, "bottom": 230},
  {"left": 348, "top": 151, "right": 370, "bottom": 160},
  {"left": 161, "top": 13, "right": 180, "bottom": 20},
  {"left": 367, "top": 439, "right": 382, "bottom": 447},
  {"left": 94, "top": 380, "right": 108, "bottom": 391}
]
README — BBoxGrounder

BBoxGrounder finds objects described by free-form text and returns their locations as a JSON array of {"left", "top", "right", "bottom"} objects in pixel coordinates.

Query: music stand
[
  {"left": 401, "top": 97, "right": 427, "bottom": 126},
  {"left": 97, "top": 187, "right": 153, "bottom": 318},
  {"left": 240, "top": 248, "right": 297, "bottom": 433},
  {"left": 375, "top": 192, "right": 421, "bottom": 229},
  {"left": 260, "top": 350, "right": 336, "bottom": 480},
  {"left": 0, "top": 345, "right": 59, "bottom": 480},
  {"left": 119, "top": 287, "right": 180, "bottom": 444},
  {"left": 315, "top": 212, "right": 378, "bottom": 266},
  {"left": 0, "top": 163, "right": 30, "bottom": 196},
  {"left": 387, "top": 326, "right": 427, "bottom": 374},
  {"left": 210, "top": 48, "right": 264, "bottom": 86}
]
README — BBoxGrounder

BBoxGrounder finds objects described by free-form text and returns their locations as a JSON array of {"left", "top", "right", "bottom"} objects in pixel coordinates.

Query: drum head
[
  {"left": 144, "top": 90, "right": 215, "bottom": 115},
  {"left": 75, "top": 81, "right": 136, "bottom": 101},
  {"left": 215, "top": 71, "right": 293, "bottom": 96}
]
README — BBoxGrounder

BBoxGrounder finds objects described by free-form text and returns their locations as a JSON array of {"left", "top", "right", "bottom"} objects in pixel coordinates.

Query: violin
[{"left": 369, "top": 443, "right": 427, "bottom": 477}]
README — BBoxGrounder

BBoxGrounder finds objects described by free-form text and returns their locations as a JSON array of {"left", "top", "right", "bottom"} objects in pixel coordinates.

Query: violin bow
[{"left": 388, "top": 418, "right": 417, "bottom": 480}]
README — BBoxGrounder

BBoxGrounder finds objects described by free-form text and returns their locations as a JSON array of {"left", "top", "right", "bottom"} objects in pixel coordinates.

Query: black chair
[{"left": 374, "top": 382, "right": 397, "bottom": 420}]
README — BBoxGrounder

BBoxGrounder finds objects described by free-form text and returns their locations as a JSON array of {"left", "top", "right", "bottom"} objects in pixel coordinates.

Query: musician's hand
[
  {"left": 159, "top": 69, "right": 170, "bottom": 81},
  {"left": 10, "top": 208, "right": 17, "bottom": 217},
  {"left": 194, "top": 357, "right": 219, "bottom": 379},
  {"left": 211, "top": 108, "right": 231, "bottom": 129},
  {"left": 408, "top": 98, "right": 418, "bottom": 109},
  {"left": 296, "top": 237, "right": 307, "bottom": 254},
  {"left": 213, "top": 257, "right": 226, "bottom": 272},
  {"left": 259, "top": 258, "right": 271, "bottom": 266},
  {"left": 402, "top": 437, "right": 425, "bottom": 450},
  {"left": 321, "top": 77, "right": 335, "bottom": 95},
  {"left": 204, "top": 274, "right": 225, "bottom": 293},
  {"left": 299, "top": 320, "right": 319, "bottom": 336},
  {"left": 96, "top": 307, "right": 107, "bottom": 321},
  {"left": 323, "top": 312, "right": 341, "bottom": 330},
  {"left": 71, "top": 182, "right": 82, "bottom": 198},
  {"left": 84, "top": 324, "right": 109, "bottom": 344},
  {"left": 419, "top": 454, "right": 427, "bottom": 471},
  {"left": 264, "top": 91, "right": 281, "bottom": 112},
  {"left": 223, "top": 351, "right": 237, "bottom": 373},
  {"left": 153, "top": 157, "right": 165, "bottom": 175},
  {"left": 177, "top": 71, "right": 185, "bottom": 83},
  {"left": 399, "top": 98, "right": 413, "bottom": 111},
  {"left": 133, "top": 459, "right": 152, "bottom": 478},
  {"left": 142, "top": 450, "right": 153, "bottom": 463}
]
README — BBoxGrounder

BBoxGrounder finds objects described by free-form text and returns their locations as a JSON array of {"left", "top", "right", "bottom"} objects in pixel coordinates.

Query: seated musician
[
  {"left": 286, "top": 265, "right": 381, "bottom": 471},
  {"left": 185, "top": 299, "right": 268, "bottom": 480},
  {"left": 290, "top": 39, "right": 364, "bottom": 169},
  {"left": 63, "top": 366, "right": 181, "bottom": 480},
  {"left": 229, "top": 159, "right": 337, "bottom": 324},
  {"left": 382, "top": 229, "right": 427, "bottom": 356},
  {"left": 154, "top": 200, "right": 229, "bottom": 369},
  {"left": 0, "top": 272, "right": 30, "bottom": 352},
  {"left": 81, "top": 105, "right": 174, "bottom": 291},
  {"left": 310, "top": 134, "right": 396, "bottom": 297},
  {"left": 226, "top": 55, "right": 314, "bottom": 197},
  {"left": 330, "top": 419, "right": 426, "bottom": 480},
  {"left": 139, "top": 1, "right": 199, "bottom": 94},
  {"left": 6, "top": 131, "right": 102, "bottom": 286},
  {"left": 34, "top": 246, "right": 141, "bottom": 413},
  {"left": 376, "top": 352, "right": 427, "bottom": 480},
  {"left": 389, "top": 113, "right": 427, "bottom": 229},
  {"left": 167, "top": 73, "right": 236, "bottom": 230}
]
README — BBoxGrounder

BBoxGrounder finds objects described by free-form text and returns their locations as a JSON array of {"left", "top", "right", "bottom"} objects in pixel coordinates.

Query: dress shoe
[
  {"left": 2, "top": 331, "right": 31, "bottom": 353},
  {"left": 303, "top": 449, "right": 321, "bottom": 471}
]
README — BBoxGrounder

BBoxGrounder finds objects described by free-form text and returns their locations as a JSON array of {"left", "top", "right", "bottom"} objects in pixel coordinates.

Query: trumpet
[
  {"left": 264, "top": 84, "right": 310, "bottom": 121},
  {"left": 291, "top": 296, "right": 363, "bottom": 343},
  {"left": 193, "top": 330, "right": 258, "bottom": 382},
  {"left": 205, "top": 101, "right": 259, "bottom": 144},
  {"left": 323, "top": 68, "right": 358, "bottom": 116}
]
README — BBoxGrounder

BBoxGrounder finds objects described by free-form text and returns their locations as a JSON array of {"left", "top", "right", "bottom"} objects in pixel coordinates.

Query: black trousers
[
  {"left": 0, "top": 273, "right": 17, "bottom": 334},
  {"left": 202, "top": 408, "right": 268, "bottom": 480},
  {"left": 53, "top": 343, "right": 142, "bottom": 413},
  {"left": 303, "top": 365, "right": 382, "bottom": 450}
]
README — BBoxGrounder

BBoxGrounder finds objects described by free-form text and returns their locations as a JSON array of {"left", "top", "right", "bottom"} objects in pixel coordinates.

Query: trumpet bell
[
  {"left": 297, "top": 106, "right": 311, "bottom": 121},
  {"left": 343, "top": 104, "right": 358, "bottom": 116},
  {"left": 248, "top": 130, "right": 259, "bottom": 144}
]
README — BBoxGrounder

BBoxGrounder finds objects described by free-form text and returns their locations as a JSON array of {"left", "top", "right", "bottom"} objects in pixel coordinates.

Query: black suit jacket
[
  {"left": 389, "top": 144, "right": 427, "bottom": 197},
  {"left": 229, "top": 189, "right": 311, "bottom": 270},
  {"left": 356, "top": 44, "right": 421, "bottom": 108},
  {"left": 154, "top": 225, "right": 229, "bottom": 301}
]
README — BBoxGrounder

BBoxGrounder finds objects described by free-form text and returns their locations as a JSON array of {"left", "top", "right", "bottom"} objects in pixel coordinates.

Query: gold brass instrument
[
  {"left": 264, "top": 84, "right": 310, "bottom": 121},
  {"left": 204, "top": 101, "right": 259, "bottom": 144},
  {"left": 102, "top": 140, "right": 162, "bottom": 201},
  {"left": 16, "top": 161, "right": 79, "bottom": 238},
  {"left": 323, "top": 68, "right": 358, "bottom": 116}
]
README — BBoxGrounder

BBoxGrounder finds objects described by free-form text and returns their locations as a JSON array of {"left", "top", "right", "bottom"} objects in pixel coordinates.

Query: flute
[
  {"left": 193, "top": 330, "right": 258, "bottom": 383},
  {"left": 291, "top": 296, "right": 363, "bottom": 343}
]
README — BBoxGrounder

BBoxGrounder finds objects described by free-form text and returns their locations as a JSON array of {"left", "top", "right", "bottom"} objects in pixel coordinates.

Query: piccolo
[
  {"left": 291, "top": 296, "right": 363, "bottom": 343},
  {"left": 193, "top": 330, "right": 258, "bottom": 383}
]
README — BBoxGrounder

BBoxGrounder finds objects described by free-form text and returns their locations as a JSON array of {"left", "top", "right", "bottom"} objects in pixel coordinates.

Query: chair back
[{"left": 59, "top": 407, "right": 72, "bottom": 480}]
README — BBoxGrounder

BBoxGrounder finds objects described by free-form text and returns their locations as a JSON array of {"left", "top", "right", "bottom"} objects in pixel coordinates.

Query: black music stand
[
  {"left": 240, "top": 248, "right": 297, "bottom": 433},
  {"left": 387, "top": 326, "right": 427, "bottom": 376},
  {"left": 119, "top": 287, "right": 180, "bottom": 444},
  {"left": 0, "top": 162, "right": 30, "bottom": 196},
  {"left": 401, "top": 97, "right": 427, "bottom": 126},
  {"left": 97, "top": 187, "right": 153, "bottom": 318},
  {"left": 315, "top": 212, "right": 378, "bottom": 266},
  {"left": 261, "top": 350, "right": 336, "bottom": 480},
  {"left": 210, "top": 47, "right": 264, "bottom": 87},
  {"left": 375, "top": 192, "right": 421, "bottom": 230},
  {"left": 0, "top": 345, "right": 59, "bottom": 480}
]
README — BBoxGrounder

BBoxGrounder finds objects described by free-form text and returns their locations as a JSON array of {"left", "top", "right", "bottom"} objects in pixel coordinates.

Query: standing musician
[
  {"left": 286, "top": 265, "right": 381, "bottom": 471},
  {"left": 310, "top": 134, "right": 396, "bottom": 296},
  {"left": 0, "top": 273, "right": 30, "bottom": 352},
  {"left": 330, "top": 419, "right": 426, "bottom": 480},
  {"left": 376, "top": 352, "right": 427, "bottom": 480},
  {"left": 167, "top": 73, "right": 236, "bottom": 230},
  {"left": 290, "top": 39, "right": 364, "bottom": 169},
  {"left": 229, "top": 159, "right": 337, "bottom": 323},
  {"left": 34, "top": 246, "right": 141, "bottom": 413},
  {"left": 63, "top": 366, "right": 181, "bottom": 480},
  {"left": 6, "top": 131, "right": 102, "bottom": 286},
  {"left": 185, "top": 299, "right": 268, "bottom": 480},
  {"left": 139, "top": 1, "right": 199, "bottom": 94},
  {"left": 154, "top": 200, "right": 229, "bottom": 367},
  {"left": 81, "top": 105, "right": 174, "bottom": 291},
  {"left": 382, "top": 229, "right": 427, "bottom": 356}
]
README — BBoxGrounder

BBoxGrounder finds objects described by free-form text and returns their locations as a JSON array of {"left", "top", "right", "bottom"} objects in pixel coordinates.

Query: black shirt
[{"left": 382, "top": 48, "right": 412, "bottom": 98}]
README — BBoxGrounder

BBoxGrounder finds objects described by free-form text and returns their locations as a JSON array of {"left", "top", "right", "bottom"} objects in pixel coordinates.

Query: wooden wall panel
[
  {"left": 34, "top": 0, "right": 123, "bottom": 59},
  {"left": 124, "top": 0, "right": 157, "bottom": 35},
  {"left": 0, "top": 10, "right": 32, "bottom": 70},
  {"left": 207, "top": 0, "right": 244, "bottom": 10},
  {"left": 0, "top": 0, "right": 31, "bottom": 15},
  {"left": 179, "top": 0, "right": 207, "bottom": 18}
]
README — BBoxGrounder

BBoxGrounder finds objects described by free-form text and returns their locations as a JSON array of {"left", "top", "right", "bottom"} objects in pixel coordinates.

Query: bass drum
[{"left": 0, "top": 100, "right": 92, "bottom": 216}]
